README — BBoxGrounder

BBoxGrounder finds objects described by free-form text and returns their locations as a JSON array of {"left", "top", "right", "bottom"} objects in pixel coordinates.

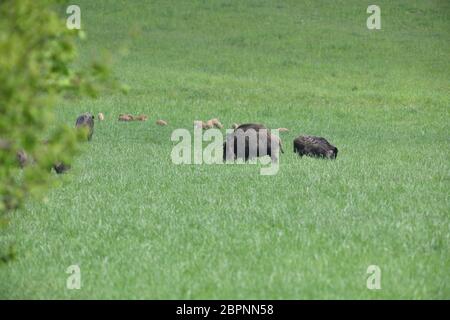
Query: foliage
[{"left": 0, "top": 0, "right": 113, "bottom": 262}]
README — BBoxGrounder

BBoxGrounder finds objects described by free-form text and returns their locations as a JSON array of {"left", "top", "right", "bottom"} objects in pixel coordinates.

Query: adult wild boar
[
  {"left": 76, "top": 112, "right": 95, "bottom": 140},
  {"left": 293, "top": 135, "right": 338, "bottom": 159},
  {"left": 223, "top": 126, "right": 284, "bottom": 163}
]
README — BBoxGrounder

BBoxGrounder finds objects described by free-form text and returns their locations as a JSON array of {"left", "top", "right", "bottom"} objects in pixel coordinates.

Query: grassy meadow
[{"left": 0, "top": 0, "right": 449, "bottom": 299}]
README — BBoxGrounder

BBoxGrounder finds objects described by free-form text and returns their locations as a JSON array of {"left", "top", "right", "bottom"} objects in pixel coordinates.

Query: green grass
[{"left": 1, "top": 0, "right": 449, "bottom": 299}]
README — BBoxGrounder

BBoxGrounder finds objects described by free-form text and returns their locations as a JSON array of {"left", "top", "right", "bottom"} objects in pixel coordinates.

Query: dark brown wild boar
[
  {"left": 293, "top": 135, "right": 338, "bottom": 159},
  {"left": 76, "top": 112, "right": 95, "bottom": 140},
  {"left": 223, "top": 127, "right": 284, "bottom": 163}
]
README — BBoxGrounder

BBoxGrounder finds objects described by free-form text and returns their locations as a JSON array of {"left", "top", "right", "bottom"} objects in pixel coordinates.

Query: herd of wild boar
[{"left": 17, "top": 112, "right": 338, "bottom": 173}]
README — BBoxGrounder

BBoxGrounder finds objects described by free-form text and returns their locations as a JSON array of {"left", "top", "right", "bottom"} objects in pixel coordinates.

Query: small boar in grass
[
  {"left": 135, "top": 114, "right": 148, "bottom": 121},
  {"left": 293, "top": 135, "right": 338, "bottom": 159},
  {"left": 156, "top": 119, "right": 167, "bottom": 126},
  {"left": 16, "top": 149, "right": 29, "bottom": 168},
  {"left": 193, "top": 119, "right": 222, "bottom": 129},
  {"left": 210, "top": 118, "right": 223, "bottom": 129},
  {"left": 98, "top": 113, "right": 105, "bottom": 121},
  {"left": 119, "top": 114, "right": 134, "bottom": 121},
  {"left": 43, "top": 140, "right": 71, "bottom": 174},
  {"left": 53, "top": 162, "right": 71, "bottom": 174},
  {"left": 76, "top": 112, "right": 94, "bottom": 141},
  {"left": 205, "top": 120, "right": 214, "bottom": 129}
]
